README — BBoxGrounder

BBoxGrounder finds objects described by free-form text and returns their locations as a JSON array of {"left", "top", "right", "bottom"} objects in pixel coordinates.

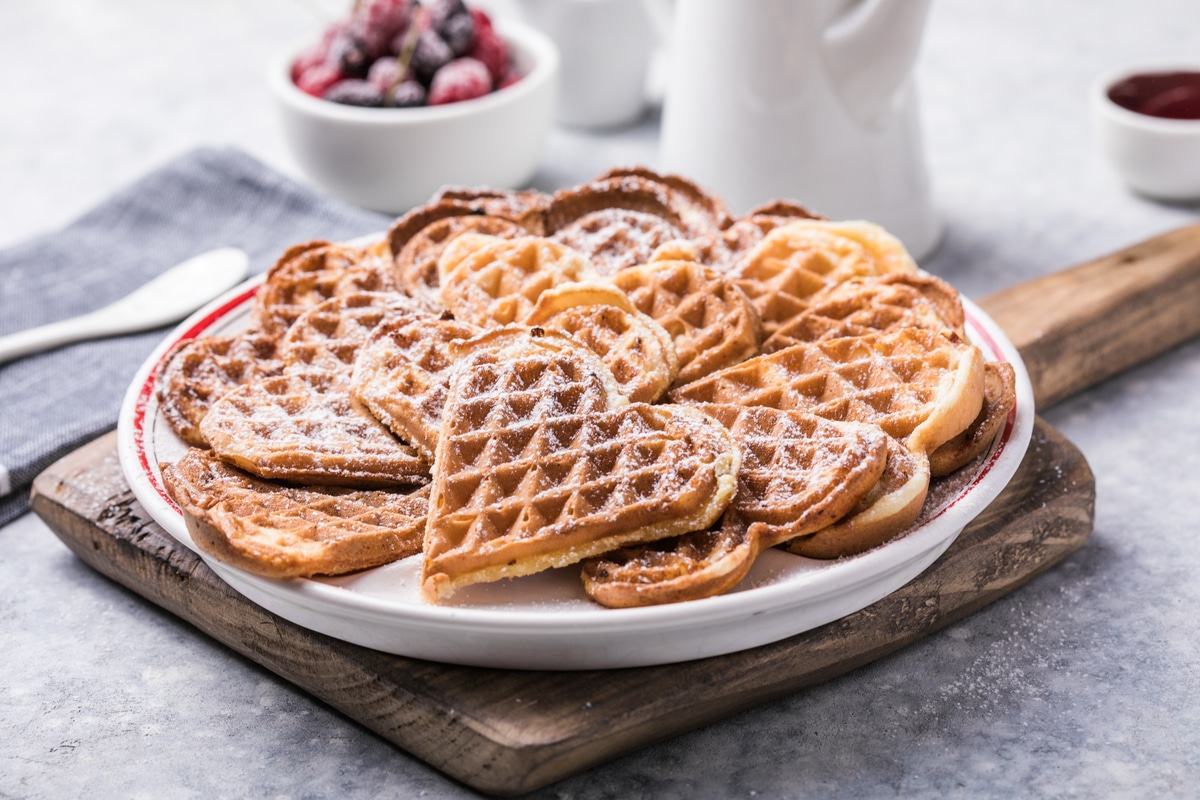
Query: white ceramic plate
[{"left": 117, "top": 276, "right": 1034, "bottom": 670}]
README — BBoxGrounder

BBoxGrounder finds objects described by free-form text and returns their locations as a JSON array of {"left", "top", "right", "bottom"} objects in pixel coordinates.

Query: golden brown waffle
[
  {"left": 430, "top": 186, "right": 550, "bottom": 233},
  {"left": 394, "top": 214, "right": 527, "bottom": 304},
  {"left": 762, "top": 273, "right": 965, "bottom": 353},
  {"left": 351, "top": 314, "right": 483, "bottom": 461},
  {"left": 594, "top": 166, "right": 735, "bottom": 234},
  {"left": 437, "top": 235, "right": 601, "bottom": 327},
  {"left": 280, "top": 291, "right": 436, "bottom": 374},
  {"left": 162, "top": 448, "right": 429, "bottom": 579},
  {"left": 157, "top": 330, "right": 284, "bottom": 447},
  {"left": 421, "top": 328, "right": 740, "bottom": 602},
  {"left": 253, "top": 241, "right": 388, "bottom": 334},
  {"left": 149, "top": 166, "right": 1014, "bottom": 607},
  {"left": 386, "top": 190, "right": 548, "bottom": 257},
  {"left": 582, "top": 405, "right": 889, "bottom": 607},
  {"left": 611, "top": 260, "right": 763, "bottom": 386},
  {"left": 728, "top": 219, "right": 919, "bottom": 337},
  {"left": 544, "top": 175, "right": 691, "bottom": 238},
  {"left": 786, "top": 436, "right": 929, "bottom": 558},
  {"left": 711, "top": 202, "right": 825, "bottom": 271},
  {"left": 200, "top": 369, "right": 429, "bottom": 488},
  {"left": 550, "top": 209, "right": 686, "bottom": 276},
  {"left": 525, "top": 283, "right": 679, "bottom": 403},
  {"left": 672, "top": 328, "right": 983, "bottom": 457},
  {"left": 672, "top": 328, "right": 985, "bottom": 556},
  {"left": 929, "top": 361, "right": 1016, "bottom": 476}
]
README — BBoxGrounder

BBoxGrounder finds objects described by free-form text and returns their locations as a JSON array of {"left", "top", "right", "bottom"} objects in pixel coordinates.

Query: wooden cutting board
[{"left": 29, "top": 224, "right": 1200, "bottom": 796}]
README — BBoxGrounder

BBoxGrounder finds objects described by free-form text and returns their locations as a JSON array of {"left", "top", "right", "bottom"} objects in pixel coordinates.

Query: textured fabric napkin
[{"left": 0, "top": 147, "right": 390, "bottom": 526}]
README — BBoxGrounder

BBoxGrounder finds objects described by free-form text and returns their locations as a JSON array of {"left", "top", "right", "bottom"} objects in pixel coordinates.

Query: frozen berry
[
  {"left": 367, "top": 56, "right": 408, "bottom": 91},
  {"left": 387, "top": 79, "right": 427, "bottom": 107},
  {"left": 469, "top": 7, "right": 494, "bottom": 34},
  {"left": 296, "top": 63, "right": 345, "bottom": 97},
  {"left": 498, "top": 70, "right": 522, "bottom": 90},
  {"left": 324, "top": 79, "right": 385, "bottom": 107},
  {"left": 410, "top": 28, "right": 454, "bottom": 85},
  {"left": 440, "top": 12, "right": 476, "bottom": 57},
  {"left": 291, "top": 20, "right": 350, "bottom": 81},
  {"left": 426, "top": 0, "right": 467, "bottom": 32},
  {"left": 427, "top": 57, "right": 492, "bottom": 105},
  {"left": 466, "top": 17, "right": 509, "bottom": 85},
  {"left": 330, "top": 32, "right": 371, "bottom": 78},
  {"left": 352, "top": 0, "right": 412, "bottom": 57}
]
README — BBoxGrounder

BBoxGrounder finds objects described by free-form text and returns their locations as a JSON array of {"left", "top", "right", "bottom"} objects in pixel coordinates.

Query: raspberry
[
  {"left": 498, "top": 70, "right": 522, "bottom": 91},
  {"left": 352, "top": 0, "right": 412, "bottom": 57},
  {"left": 387, "top": 79, "right": 427, "bottom": 108},
  {"left": 324, "top": 79, "right": 385, "bottom": 107},
  {"left": 469, "top": 7, "right": 493, "bottom": 34},
  {"left": 466, "top": 18, "right": 509, "bottom": 85},
  {"left": 296, "top": 63, "right": 345, "bottom": 97},
  {"left": 440, "top": 12, "right": 476, "bottom": 57},
  {"left": 427, "top": 57, "right": 492, "bottom": 105},
  {"left": 291, "top": 20, "right": 350, "bottom": 81},
  {"left": 410, "top": 28, "right": 454, "bottom": 85},
  {"left": 367, "top": 56, "right": 408, "bottom": 91}
]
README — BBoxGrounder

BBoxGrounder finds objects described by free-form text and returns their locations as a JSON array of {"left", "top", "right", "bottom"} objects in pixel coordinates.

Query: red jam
[{"left": 1107, "top": 71, "right": 1200, "bottom": 120}]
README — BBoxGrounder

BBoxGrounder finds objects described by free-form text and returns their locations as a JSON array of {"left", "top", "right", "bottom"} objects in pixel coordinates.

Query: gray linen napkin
[{"left": 0, "top": 146, "right": 391, "bottom": 525}]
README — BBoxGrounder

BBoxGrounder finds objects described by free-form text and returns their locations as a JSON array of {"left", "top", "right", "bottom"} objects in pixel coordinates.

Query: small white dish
[
  {"left": 117, "top": 276, "right": 1033, "bottom": 671},
  {"left": 1092, "top": 64, "right": 1200, "bottom": 201},
  {"left": 268, "top": 19, "right": 560, "bottom": 214}
]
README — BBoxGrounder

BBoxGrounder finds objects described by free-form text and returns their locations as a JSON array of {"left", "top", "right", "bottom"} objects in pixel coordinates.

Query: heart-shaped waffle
[
  {"left": 525, "top": 282, "right": 679, "bottom": 403},
  {"left": 421, "top": 327, "right": 740, "bottom": 603},
  {"left": 929, "top": 360, "right": 1016, "bottom": 476},
  {"left": 550, "top": 208, "right": 686, "bottom": 276},
  {"left": 352, "top": 314, "right": 483, "bottom": 461},
  {"left": 394, "top": 214, "right": 528, "bottom": 304},
  {"left": 162, "top": 448, "right": 429, "bottom": 579},
  {"left": 385, "top": 191, "right": 549, "bottom": 257},
  {"left": 729, "top": 219, "right": 919, "bottom": 337},
  {"left": 544, "top": 175, "right": 691, "bottom": 238},
  {"left": 582, "top": 405, "right": 889, "bottom": 607},
  {"left": 280, "top": 291, "right": 437, "bottom": 375},
  {"left": 200, "top": 368, "right": 429, "bottom": 488},
  {"left": 594, "top": 166, "right": 735, "bottom": 234},
  {"left": 156, "top": 329, "right": 284, "bottom": 447},
  {"left": 672, "top": 327, "right": 985, "bottom": 556},
  {"left": 611, "top": 259, "right": 764, "bottom": 386},
  {"left": 762, "top": 273, "right": 965, "bottom": 353},
  {"left": 437, "top": 235, "right": 602, "bottom": 327},
  {"left": 253, "top": 241, "right": 390, "bottom": 335}
]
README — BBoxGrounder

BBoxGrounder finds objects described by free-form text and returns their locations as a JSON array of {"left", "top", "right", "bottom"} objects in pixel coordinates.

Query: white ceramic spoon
[{"left": 0, "top": 247, "right": 249, "bottom": 365}]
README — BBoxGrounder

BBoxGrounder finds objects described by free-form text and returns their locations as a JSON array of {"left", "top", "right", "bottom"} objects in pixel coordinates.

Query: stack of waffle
[{"left": 158, "top": 167, "right": 1015, "bottom": 607}]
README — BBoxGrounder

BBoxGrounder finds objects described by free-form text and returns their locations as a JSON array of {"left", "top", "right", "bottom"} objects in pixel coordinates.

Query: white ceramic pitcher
[{"left": 655, "top": 0, "right": 941, "bottom": 259}]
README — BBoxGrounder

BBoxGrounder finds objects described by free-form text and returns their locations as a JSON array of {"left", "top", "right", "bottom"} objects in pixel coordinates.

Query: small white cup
[
  {"left": 513, "top": 0, "right": 657, "bottom": 129},
  {"left": 1092, "top": 64, "right": 1200, "bottom": 201}
]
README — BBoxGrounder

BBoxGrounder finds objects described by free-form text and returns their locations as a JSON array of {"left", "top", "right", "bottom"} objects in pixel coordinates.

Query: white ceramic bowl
[
  {"left": 1092, "top": 64, "right": 1200, "bottom": 201},
  {"left": 269, "top": 20, "right": 560, "bottom": 214}
]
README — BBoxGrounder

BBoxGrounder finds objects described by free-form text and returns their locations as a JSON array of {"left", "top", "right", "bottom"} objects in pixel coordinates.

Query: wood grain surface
[
  {"left": 979, "top": 223, "right": 1200, "bottom": 407},
  {"left": 31, "top": 420, "right": 1093, "bottom": 796},
  {"left": 45, "top": 221, "right": 1200, "bottom": 794}
]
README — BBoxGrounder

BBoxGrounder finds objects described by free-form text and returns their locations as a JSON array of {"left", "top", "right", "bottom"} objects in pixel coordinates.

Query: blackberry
[
  {"left": 387, "top": 79, "right": 427, "bottom": 107},
  {"left": 410, "top": 28, "right": 454, "bottom": 85},
  {"left": 332, "top": 33, "right": 372, "bottom": 79},
  {"left": 324, "top": 79, "right": 385, "bottom": 107},
  {"left": 426, "top": 0, "right": 467, "bottom": 31},
  {"left": 440, "top": 12, "right": 476, "bottom": 57}
]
